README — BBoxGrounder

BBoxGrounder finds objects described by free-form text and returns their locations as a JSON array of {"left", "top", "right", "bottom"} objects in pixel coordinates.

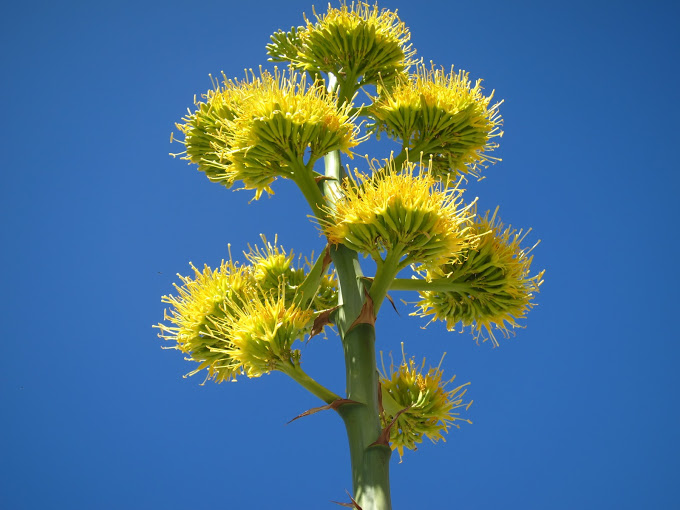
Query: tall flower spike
[
  {"left": 155, "top": 260, "right": 255, "bottom": 382},
  {"left": 414, "top": 207, "right": 545, "bottom": 346},
  {"left": 380, "top": 344, "right": 472, "bottom": 460},
  {"left": 175, "top": 68, "right": 361, "bottom": 199},
  {"left": 370, "top": 64, "right": 503, "bottom": 180},
  {"left": 268, "top": 2, "right": 417, "bottom": 88},
  {"left": 322, "top": 157, "right": 478, "bottom": 270}
]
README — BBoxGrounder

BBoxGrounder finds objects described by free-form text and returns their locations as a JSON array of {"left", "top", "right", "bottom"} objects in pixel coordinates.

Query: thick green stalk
[
  {"left": 336, "top": 324, "right": 392, "bottom": 510},
  {"left": 323, "top": 75, "right": 392, "bottom": 506}
]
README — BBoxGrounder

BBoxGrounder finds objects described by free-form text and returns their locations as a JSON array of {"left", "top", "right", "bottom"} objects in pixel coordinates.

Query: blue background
[{"left": 2, "top": 1, "right": 679, "bottom": 508}]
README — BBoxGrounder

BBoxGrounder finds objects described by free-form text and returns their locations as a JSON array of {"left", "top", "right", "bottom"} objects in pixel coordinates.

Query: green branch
[
  {"left": 280, "top": 361, "right": 341, "bottom": 405},
  {"left": 369, "top": 246, "right": 406, "bottom": 316}
]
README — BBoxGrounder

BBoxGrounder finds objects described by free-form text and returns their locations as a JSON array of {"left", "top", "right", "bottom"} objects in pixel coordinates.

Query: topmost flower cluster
[{"left": 268, "top": 2, "right": 417, "bottom": 88}]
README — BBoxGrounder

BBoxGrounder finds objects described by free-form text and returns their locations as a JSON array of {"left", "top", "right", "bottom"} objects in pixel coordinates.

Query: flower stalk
[{"left": 159, "top": 4, "right": 544, "bottom": 509}]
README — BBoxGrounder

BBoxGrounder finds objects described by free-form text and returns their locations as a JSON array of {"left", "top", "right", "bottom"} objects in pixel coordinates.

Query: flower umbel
[
  {"left": 175, "top": 68, "right": 361, "bottom": 199},
  {"left": 414, "top": 207, "right": 545, "bottom": 346},
  {"left": 322, "top": 157, "right": 478, "bottom": 269},
  {"left": 268, "top": 2, "right": 417, "bottom": 89},
  {"left": 156, "top": 237, "right": 336, "bottom": 382},
  {"left": 370, "top": 64, "right": 503, "bottom": 180},
  {"left": 380, "top": 344, "right": 472, "bottom": 459}
]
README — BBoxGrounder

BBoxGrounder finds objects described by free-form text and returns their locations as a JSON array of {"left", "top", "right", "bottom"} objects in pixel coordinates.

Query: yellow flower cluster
[
  {"left": 268, "top": 2, "right": 417, "bottom": 88},
  {"left": 322, "top": 158, "right": 477, "bottom": 269},
  {"left": 414, "top": 208, "right": 544, "bottom": 346},
  {"left": 155, "top": 238, "right": 337, "bottom": 382},
  {"left": 380, "top": 346, "right": 472, "bottom": 459},
  {"left": 214, "top": 294, "right": 314, "bottom": 378},
  {"left": 175, "top": 68, "right": 361, "bottom": 199},
  {"left": 155, "top": 260, "right": 253, "bottom": 382},
  {"left": 370, "top": 65, "right": 503, "bottom": 180}
]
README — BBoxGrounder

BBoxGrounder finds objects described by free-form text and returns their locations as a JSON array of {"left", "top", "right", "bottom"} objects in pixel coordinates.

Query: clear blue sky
[{"left": 2, "top": 1, "right": 679, "bottom": 509}]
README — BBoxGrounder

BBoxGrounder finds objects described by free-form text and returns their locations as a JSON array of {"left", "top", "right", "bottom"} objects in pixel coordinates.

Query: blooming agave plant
[{"left": 156, "top": 3, "right": 544, "bottom": 509}]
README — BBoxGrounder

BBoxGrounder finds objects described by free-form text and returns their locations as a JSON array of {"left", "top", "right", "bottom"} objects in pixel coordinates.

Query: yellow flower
[
  {"left": 175, "top": 68, "right": 361, "bottom": 199},
  {"left": 380, "top": 345, "right": 472, "bottom": 459},
  {"left": 268, "top": 2, "right": 417, "bottom": 88},
  {"left": 155, "top": 260, "right": 254, "bottom": 382},
  {"left": 216, "top": 293, "right": 313, "bottom": 378},
  {"left": 322, "top": 157, "right": 477, "bottom": 269},
  {"left": 370, "top": 64, "right": 503, "bottom": 180},
  {"left": 414, "top": 207, "right": 545, "bottom": 346}
]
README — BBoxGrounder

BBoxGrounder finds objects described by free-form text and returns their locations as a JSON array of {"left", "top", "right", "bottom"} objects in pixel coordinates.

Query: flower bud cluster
[{"left": 215, "top": 294, "right": 313, "bottom": 378}]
